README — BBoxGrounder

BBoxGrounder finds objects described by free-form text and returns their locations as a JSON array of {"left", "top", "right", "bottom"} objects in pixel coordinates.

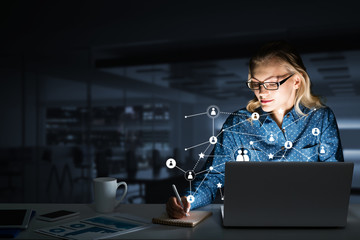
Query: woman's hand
[{"left": 166, "top": 196, "right": 191, "bottom": 219}]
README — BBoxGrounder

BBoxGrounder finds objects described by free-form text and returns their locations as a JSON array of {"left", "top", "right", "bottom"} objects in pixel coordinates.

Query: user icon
[
  {"left": 185, "top": 170, "right": 195, "bottom": 181},
  {"left": 187, "top": 195, "right": 195, "bottom": 203},
  {"left": 284, "top": 141, "right": 293, "bottom": 149},
  {"left": 187, "top": 172, "right": 193, "bottom": 180},
  {"left": 320, "top": 146, "right": 326, "bottom": 154},
  {"left": 209, "top": 136, "right": 218, "bottom": 144},
  {"left": 166, "top": 158, "right": 176, "bottom": 169},
  {"left": 243, "top": 150, "right": 250, "bottom": 161},
  {"left": 236, "top": 150, "right": 244, "bottom": 161},
  {"left": 269, "top": 134, "right": 275, "bottom": 142},
  {"left": 312, "top": 128, "right": 320, "bottom": 136},
  {"left": 207, "top": 105, "right": 220, "bottom": 118},
  {"left": 251, "top": 112, "right": 260, "bottom": 120}
]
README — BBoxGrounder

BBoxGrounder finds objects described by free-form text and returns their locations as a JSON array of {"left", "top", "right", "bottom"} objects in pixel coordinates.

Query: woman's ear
[{"left": 294, "top": 74, "right": 301, "bottom": 89}]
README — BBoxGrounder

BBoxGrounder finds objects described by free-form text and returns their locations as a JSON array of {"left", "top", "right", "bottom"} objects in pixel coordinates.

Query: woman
[{"left": 166, "top": 41, "right": 344, "bottom": 219}]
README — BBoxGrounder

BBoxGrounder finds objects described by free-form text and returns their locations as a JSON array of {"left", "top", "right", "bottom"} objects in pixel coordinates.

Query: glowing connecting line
[
  {"left": 217, "top": 183, "right": 224, "bottom": 200},
  {"left": 166, "top": 105, "right": 225, "bottom": 203},
  {"left": 165, "top": 106, "right": 324, "bottom": 204}
]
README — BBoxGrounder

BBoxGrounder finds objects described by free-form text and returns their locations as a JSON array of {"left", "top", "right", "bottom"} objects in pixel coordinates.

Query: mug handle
[{"left": 115, "top": 181, "right": 128, "bottom": 207}]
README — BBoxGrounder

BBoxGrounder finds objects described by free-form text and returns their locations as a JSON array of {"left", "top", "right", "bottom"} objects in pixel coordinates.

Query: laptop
[{"left": 221, "top": 162, "right": 354, "bottom": 227}]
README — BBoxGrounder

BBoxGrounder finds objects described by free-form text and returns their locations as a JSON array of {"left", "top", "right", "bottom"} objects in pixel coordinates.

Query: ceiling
[
  {"left": 1, "top": 1, "right": 360, "bottom": 101},
  {"left": 99, "top": 49, "right": 360, "bottom": 100}
]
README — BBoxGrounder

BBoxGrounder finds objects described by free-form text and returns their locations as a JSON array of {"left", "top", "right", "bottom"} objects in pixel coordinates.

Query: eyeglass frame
[{"left": 246, "top": 74, "right": 294, "bottom": 90}]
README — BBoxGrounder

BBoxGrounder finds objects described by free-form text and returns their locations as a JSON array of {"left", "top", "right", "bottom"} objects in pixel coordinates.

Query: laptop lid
[{"left": 223, "top": 162, "right": 354, "bottom": 227}]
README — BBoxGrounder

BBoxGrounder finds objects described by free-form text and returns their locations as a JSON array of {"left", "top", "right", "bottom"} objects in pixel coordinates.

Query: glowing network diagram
[{"left": 165, "top": 105, "right": 325, "bottom": 204}]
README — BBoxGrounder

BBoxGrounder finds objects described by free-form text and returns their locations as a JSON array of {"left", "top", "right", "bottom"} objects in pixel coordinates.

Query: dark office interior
[{"left": 1, "top": 1, "right": 360, "bottom": 205}]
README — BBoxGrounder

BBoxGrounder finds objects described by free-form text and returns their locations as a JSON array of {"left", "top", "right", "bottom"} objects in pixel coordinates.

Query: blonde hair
[{"left": 246, "top": 41, "right": 323, "bottom": 116}]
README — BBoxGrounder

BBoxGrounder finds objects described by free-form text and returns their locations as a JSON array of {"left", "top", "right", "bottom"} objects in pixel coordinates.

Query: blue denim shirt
[{"left": 184, "top": 105, "right": 344, "bottom": 209}]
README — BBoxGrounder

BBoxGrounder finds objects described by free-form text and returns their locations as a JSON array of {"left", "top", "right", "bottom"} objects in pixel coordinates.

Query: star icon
[
  {"left": 217, "top": 183, "right": 222, "bottom": 188},
  {"left": 199, "top": 152, "right": 205, "bottom": 159},
  {"left": 268, "top": 153, "right": 274, "bottom": 159},
  {"left": 278, "top": 108, "right": 285, "bottom": 114}
]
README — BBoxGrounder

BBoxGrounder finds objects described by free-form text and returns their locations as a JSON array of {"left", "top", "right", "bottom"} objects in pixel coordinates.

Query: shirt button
[
  {"left": 282, "top": 128, "right": 286, "bottom": 133},
  {"left": 281, "top": 146, "right": 285, "bottom": 150}
]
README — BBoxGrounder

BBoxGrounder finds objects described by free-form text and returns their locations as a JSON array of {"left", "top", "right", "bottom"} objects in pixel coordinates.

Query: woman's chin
[{"left": 260, "top": 105, "right": 273, "bottom": 113}]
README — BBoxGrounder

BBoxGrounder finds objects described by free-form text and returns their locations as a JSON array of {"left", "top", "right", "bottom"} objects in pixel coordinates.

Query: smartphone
[{"left": 37, "top": 210, "right": 79, "bottom": 222}]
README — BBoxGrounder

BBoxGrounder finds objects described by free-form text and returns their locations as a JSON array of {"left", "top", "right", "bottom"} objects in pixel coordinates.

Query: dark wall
[{"left": 0, "top": 1, "right": 359, "bottom": 204}]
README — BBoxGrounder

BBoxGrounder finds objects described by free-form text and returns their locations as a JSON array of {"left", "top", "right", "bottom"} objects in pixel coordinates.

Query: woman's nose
[{"left": 258, "top": 85, "right": 269, "bottom": 95}]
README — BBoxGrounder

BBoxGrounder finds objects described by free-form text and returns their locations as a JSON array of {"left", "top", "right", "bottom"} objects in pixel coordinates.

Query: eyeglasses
[{"left": 246, "top": 74, "right": 294, "bottom": 90}]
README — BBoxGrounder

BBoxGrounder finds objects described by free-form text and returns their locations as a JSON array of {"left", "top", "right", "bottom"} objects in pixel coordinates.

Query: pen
[{"left": 172, "top": 184, "right": 190, "bottom": 217}]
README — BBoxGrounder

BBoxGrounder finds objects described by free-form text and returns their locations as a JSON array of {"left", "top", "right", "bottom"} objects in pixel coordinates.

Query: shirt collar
[
  {"left": 255, "top": 104, "right": 308, "bottom": 125},
  {"left": 256, "top": 108, "right": 268, "bottom": 125},
  {"left": 288, "top": 104, "right": 309, "bottom": 123}
]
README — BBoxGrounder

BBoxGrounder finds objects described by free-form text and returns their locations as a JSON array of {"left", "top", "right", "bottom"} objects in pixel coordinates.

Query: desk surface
[{"left": 1, "top": 203, "right": 360, "bottom": 240}]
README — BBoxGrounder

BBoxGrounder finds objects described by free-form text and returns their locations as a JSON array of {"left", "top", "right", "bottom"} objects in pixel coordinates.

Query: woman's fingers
[
  {"left": 182, "top": 196, "right": 191, "bottom": 213},
  {"left": 166, "top": 197, "right": 188, "bottom": 219}
]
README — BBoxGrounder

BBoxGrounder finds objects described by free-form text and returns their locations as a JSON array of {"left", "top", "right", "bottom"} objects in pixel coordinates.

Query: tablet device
[{"left": 0, "top": 209, "right": 33, "bottom": 229}]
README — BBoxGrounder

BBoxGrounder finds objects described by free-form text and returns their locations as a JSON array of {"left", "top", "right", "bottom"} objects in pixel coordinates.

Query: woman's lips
[{"left": 261, "top": 99, "right": 273, "bottom": 104}]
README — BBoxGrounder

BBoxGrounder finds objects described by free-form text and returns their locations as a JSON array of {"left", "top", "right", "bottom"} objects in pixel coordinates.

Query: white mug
[{"left": 93, "top": 177, "right": 128, "bottom": 213}]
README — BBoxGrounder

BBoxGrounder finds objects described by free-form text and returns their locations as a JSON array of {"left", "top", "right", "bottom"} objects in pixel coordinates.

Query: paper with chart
[{"left": 35, "top": 214, "right": 149, "bottom": 240}]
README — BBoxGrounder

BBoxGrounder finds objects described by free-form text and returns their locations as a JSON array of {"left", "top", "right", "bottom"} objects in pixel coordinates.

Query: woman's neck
[
  {"left": 271, "top": 107, "right": 291, "bottom": 129},
  {"left": 271, "top": 112, "right": 283, "bottom": 129}
]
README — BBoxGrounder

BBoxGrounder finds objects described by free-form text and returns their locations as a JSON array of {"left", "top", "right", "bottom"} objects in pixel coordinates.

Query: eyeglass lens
[{"left": 248, "top": 82, "right": 279, "bottom": 90}]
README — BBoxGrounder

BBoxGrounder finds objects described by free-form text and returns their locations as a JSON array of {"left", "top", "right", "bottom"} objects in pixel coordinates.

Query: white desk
[{"left": 1, "top": 203, "right": 360, "bottom": 239}]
